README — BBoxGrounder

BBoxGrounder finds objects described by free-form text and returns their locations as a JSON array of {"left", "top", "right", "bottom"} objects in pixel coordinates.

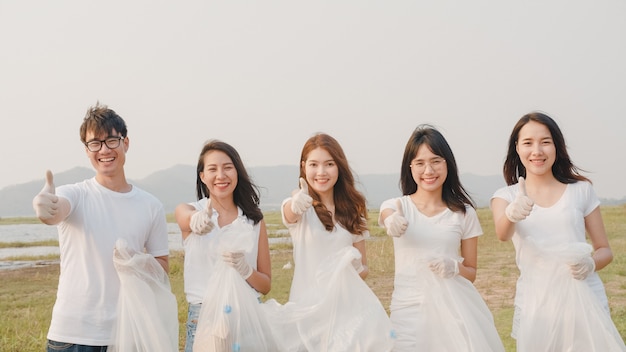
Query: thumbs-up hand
[
  {"left": 290, "top": 177, "right": 313, "bottom": 215},
  {"left": 190, "top": 198, "right": 215, "bottom": 235},
  {"left": 383, "top": 198, "right": 408, "bottom": 237},
  {"left": 32, "top": 170, "right": 59, "bottom": 220},
  {"left": 505, "top": 177, "right": 534, "bottom": 223}
]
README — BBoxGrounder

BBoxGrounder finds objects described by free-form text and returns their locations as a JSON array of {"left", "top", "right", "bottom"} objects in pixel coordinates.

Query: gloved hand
[
  {"left": 290, "top": 177, "right": 313, "bottom": 215},
  {"left": 428, "top": 256, "right": 460, "bottom": 279},
  {"left": 113, "top": 239, "right": 139, "bottom": 260},
  {"left": 190, "top": 198, "right": 215, "bottom": 235},
  {"left": 505, "top": 177, "right": 534, "bottom": 223},
  {"left": 32, "top": 170, "right": 58, "bottom": 221},
  {"left": 383, "top": 199, "right": 408, "bottom": 237},
  {"left": 570, "top": 256, "right": 596, "bottom": 280},
  {"left": 222, "top": 251, "right": 253, "bottom": 279},
  {"left": 351, "top": 257, "right": 365, "bottom": 274}
]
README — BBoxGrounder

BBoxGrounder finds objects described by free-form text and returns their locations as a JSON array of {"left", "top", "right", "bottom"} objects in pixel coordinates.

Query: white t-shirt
[
  {"left": 183, "top": 198, "right": 261, "bottom": 304},
  {"left": 47, "top": 177, "right": 169, "bottom": 346}
]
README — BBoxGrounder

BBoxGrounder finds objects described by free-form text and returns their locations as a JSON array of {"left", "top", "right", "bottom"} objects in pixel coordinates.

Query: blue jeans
[
  {"left": 47, "top": 340, "right": 108, "bottom": 352},
  {"left": 185, "top": 303, "right": 202, "bottom": 352}
]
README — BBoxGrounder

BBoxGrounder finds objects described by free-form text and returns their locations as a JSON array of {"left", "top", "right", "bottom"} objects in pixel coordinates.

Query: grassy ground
[{"left": 1, "top": 206, "right": 625, "bottom": 351}]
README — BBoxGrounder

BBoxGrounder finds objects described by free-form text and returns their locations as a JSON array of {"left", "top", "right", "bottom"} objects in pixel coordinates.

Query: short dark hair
[{"left": 79, "top": 102, "right": 127, "bottom": 143}]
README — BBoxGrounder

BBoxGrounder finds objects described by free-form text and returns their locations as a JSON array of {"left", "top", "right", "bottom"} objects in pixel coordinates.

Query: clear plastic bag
[
  {"left": 110, "top": 239, "right": 179, "bottom": 352},
  {"left": 517, "top": 238, "right": 626, "bottom": 351},
  {"left": 263, "top": 246, "right": 395, "bottom": 352},
  {"left": 193, "top": 218, "right": 278, "bottom": 352}
]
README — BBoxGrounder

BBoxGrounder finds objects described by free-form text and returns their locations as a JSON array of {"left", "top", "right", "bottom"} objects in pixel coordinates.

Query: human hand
[
  {"left": 190, "top": 198, "right": 215, "bottom": 235},
  {"left": 383, "top": 199, "right": 408, "bottom": 237},
  {"left": 222, "top": 251, "right": 253, "bottom": 279},
  {"left": 351, "top": 257, "right": 365, "bottom": 274},
  {"left": 570, "top": 256, "right": 596, "bottom": 280},
  {"left": 290, "top": 177, "right": 313, "bottom": 215},
  {"left": 113, "top": 239, "right": 139, "bottom": 260},
  {"left": 32, "top": 170, "right": 58, "bottom": 221},
  {"left": 428, "top": 257, "right": 460, "bottom": 279},
  {"left": 505, "top": 177, "right": 534, "bottom": 223}
]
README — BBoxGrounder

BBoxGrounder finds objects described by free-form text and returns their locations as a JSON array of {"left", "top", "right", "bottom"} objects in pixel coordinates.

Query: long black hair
[{"left": 503, "top": 112, "right": 590, "bottom": 186}]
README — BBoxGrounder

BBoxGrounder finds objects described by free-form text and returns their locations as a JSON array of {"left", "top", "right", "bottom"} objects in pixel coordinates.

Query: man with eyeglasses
[{"left": 32, "top": 102, "right": 171, "bottom": 352}]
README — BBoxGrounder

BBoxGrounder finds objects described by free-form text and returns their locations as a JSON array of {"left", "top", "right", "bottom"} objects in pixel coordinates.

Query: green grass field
[{"left": 1, "top": 206, "right": 625, "bottom": 351}]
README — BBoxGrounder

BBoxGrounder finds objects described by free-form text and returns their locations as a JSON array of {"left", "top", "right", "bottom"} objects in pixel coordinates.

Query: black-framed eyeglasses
[{"left": 85, "top": 136, "right": 124, "bottom": 152}]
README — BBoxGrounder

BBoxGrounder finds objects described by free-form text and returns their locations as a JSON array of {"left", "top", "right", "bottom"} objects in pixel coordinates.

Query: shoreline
[{"left": 0, "top": 259, "right": 60, "bottom": 271}]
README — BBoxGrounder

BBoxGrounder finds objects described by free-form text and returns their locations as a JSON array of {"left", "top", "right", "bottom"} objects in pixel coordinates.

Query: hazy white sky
[{"left": 1, "top": 1, "right": 625, "bottom": 199}]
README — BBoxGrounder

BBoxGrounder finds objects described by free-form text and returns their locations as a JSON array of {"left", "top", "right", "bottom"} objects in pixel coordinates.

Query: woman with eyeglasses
[
  {"left": 490, "top": 112, "right": 625, "bottom": 351},
  {"left": 379, "top": 125, "right": 504, "bottom": 351}
]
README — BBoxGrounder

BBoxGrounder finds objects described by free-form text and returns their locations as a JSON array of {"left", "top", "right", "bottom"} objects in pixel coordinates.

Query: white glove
[
  {"left": 383, "top": 199, "right": 408, "bottom": 237},
  {"left": 570, "top": 256, "right": 596, "bottom": 280},
  {"left": 505, "top": 177, "right": 534, "bottom": 223},
  {"left": 222, "top": 251, "right": 253, "bottom": 279},
  {"left": 351, "top": 257, "right": 365, "bottom": 274},
  {"left": 290, "top": 177, "right": 313, "bottom": 215},
  {"left": 429, "top": 257, "right": 460, "bottom": 279},
  {"left": 190, "top": 198, "right": 215, "bottom": 235},
  {"left": 32, "top": 170, "right": 59, "bottom": 221}
]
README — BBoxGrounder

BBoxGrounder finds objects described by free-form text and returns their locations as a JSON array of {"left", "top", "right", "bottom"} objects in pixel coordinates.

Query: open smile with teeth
[{"left": 99, "top": 157, "right": 115, "bottom": 162}]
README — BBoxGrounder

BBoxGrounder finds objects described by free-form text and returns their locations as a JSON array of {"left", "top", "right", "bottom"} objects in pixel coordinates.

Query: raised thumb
[
  {"left": 395, "top": 198, "right": 404, "bottom": 217},
  {"left": 299, "top": 177, "right": 309, "bottom": 195},
  {"left": 42, "top": 170, "right": 55, "bottom": 194},
  {"left": 518, "top": 176, "right": 527, "bottom": 197}
]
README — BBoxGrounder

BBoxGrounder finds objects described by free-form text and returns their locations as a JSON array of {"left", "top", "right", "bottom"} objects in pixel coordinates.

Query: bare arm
[
  {"left": 282, "top": 200, "right": 301, "bottom": 225},
  {"left": 378, "top": 208, "right": 395, "bottom": 227},
  {"left": 155, "top": 255, "right": 169, "bottom": 273},
  {"left": 490, "top": 197, "right": 516, "bottom": 242},
  {"left": 585, "top": 206, "right": 613, "bottom": 271},
  {"left": 174, "top": 202, "right": 196, "bottom": 241},
  {"left": 246, "top": 220, "right": 272, "bottom": 295},
  {"left": 459, "top": 237, "right": 478, "bottom": 282}
]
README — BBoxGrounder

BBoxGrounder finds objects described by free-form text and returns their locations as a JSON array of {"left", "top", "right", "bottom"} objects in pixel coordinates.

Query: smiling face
[
  {"left": 84, "top": 128, "right": 128, "bottom": 179},
  {"left": 516, "top": 120, "right": 556, "bottom": 177},
  {"left": 302, "top": 147, "right": 338, "bottom": 198},
  {"left": 410, "top": 144, "right": 447, "bottom": 193},
  {"left": 199, "top": 150, "right": 238, "bottom": 201}
]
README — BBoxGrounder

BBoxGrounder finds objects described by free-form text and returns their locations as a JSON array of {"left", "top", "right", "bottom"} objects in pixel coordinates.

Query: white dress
[
  {"left": 260, "top": 198, "right": 395, "bottom": 351},
  {"left": 380, "top": 196, "right": 504, "bottom": 352},
  {"left": 492, "top": 181, "right": 625, "bottom": 351}
]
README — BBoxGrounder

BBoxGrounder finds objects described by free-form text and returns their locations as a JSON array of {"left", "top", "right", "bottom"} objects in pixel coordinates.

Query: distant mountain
[{"left": 3, "top": 165, "right": 621, "bottom": 218}]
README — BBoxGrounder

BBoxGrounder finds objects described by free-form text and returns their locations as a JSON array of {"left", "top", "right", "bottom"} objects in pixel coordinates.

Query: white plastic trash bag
[
  {"left": 110, "top": 239, "right": 179, "bottom": 352},
  {"left": 517, "top": 238, "right": 626, "bottom": 351},
  {"left": 193, "top": 218, "right": 278, "bottom": 352},
  {"left": 263, "top": 246, "right": 395, "bottom": 352}
]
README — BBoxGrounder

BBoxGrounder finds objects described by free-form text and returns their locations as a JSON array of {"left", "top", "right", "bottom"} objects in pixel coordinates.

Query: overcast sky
[{"left": 1, "top": 1, "right": 625, "bottom": 200}]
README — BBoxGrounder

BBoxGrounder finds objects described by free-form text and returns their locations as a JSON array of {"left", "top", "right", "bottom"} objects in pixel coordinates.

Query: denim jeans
[
  {"left": 185, "top": 303, "right": 202, "bottom": 352},
  {"left": 47, "top": 340, "right": 108, "bottom": 352}
]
